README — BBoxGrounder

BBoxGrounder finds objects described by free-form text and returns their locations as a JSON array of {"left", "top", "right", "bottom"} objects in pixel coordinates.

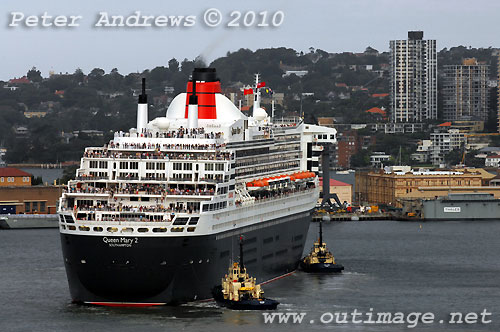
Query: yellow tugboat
[
  {"left": 301, "top": 220, "right": 344, "bottom": 273},
  {"left": 212, "top": 237, "right": 279, "bottom": 310}
]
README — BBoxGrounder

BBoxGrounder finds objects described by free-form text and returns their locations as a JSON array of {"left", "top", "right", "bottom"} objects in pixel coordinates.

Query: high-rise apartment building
[
  {"left": 443, "top": 58, "right": 489, "bottom": 121},
  {"left": 498, "top": 55, "right": 500, "bottom": 132},
  {"left": 390, "top": 31, "right": 437, "bottom": 122}
]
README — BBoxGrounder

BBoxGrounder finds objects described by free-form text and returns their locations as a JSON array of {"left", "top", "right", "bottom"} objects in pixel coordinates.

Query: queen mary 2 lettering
[{"left": 58, "top": 68, "right": 337, "bottom": 306}]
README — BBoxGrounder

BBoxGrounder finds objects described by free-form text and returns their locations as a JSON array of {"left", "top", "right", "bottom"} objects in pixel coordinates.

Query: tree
[
  {"left": 445, "top": 149, "right": 462, "bottom": 166},
  {"left": 89, "top": 68, "right": 105, "bottom": 78},
  {"left": 72, "top": 68, "right": 85, "bottom": 84},
  {"left": 350, "top": 149, "right": 371, "bottom": 168},
  {"left": 59, "top": 165, "right": 78, "bottom": 184},
  {"left": 168, "top": 58, "right": 179, "bottom": 73},
  {"left": 27, "top": 67, "right": 42, "bottom": 82}
]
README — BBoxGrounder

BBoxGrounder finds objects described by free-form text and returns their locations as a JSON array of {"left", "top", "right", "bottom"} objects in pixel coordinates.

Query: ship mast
[
  {"left": 319, "top": 219, "right": 323, "bottom": 246},
  {"left": 239, "top": 235, "right": 244, "bottom": 272},
  {"left": 252, "top": 74, "right": 261, "bottom": 117}
]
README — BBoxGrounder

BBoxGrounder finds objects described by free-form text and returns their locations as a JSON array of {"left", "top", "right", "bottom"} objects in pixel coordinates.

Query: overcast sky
[{"left": 1, "top": 0, "right": 499, "bottom": 80}]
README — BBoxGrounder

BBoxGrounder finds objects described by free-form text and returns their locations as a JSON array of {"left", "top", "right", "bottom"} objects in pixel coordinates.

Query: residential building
[
  {"left": 485, "top": 155, "right": 500, "bottom": 167},
  {"left": 336, "top": 130, "right": 376, "bottom": 168},
  {"left": 0, "top": 168, "right": 32, "bottom": 187},
  {"left": 498, "top": 55, "right": 500, "bottom": 132},
  {"left": 411, "top": 140, "right": 432, "bottom": 163},
  {"left": 355, "top": 167, "right": 497, "bottom": 207},
  {"left": 317, "top": 117, "right": 336, "bottom": 128},
  {"left": 370, "top": 152, "right": 391, "bottom": 168},
  {"left": 319, "top": 178, "right": 352, "bottom": 205},
  {"left": 24, "top": 110, "right": 48, "bottom": 118},
  {"left": 390, "top": 31, "right": 437, "bottom": 122},
  {"left": 282, "top": 70, "right": 308, "bottom": 78},
  {"left": 429, "top": 129, "right": 466, "bottom": 166},
  {"left": 443, "top": 58, "right": 489, "bottom": 121},
  {"left": 369, "top": 122, "right": 425, "bottom": 134}
]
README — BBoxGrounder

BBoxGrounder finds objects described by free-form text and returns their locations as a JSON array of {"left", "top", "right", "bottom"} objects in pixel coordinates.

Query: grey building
[
  {"left": 443, "top": 58, "right": 489, "bottom": 121},
  {"left": 390, "top": 31, "right": 438, "bottom": 122}
]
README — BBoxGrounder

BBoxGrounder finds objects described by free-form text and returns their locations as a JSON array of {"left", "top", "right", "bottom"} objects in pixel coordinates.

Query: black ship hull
[
  {"left": 60, "top": 211, "right": 311, "bottom": 305},
  {"left": 300, "top": 261, "right": 344, "bottom": 273}
]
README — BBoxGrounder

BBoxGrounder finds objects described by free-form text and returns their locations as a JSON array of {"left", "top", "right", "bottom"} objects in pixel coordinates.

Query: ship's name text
[{"left": 102, "top": 237, "right": 138, "bottom": 247}]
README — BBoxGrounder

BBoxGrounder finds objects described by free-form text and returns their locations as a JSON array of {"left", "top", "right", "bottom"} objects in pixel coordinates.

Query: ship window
[
  {"left": 122, "top": 227, "right": 133, "bottom": 233},
  {"left": 90, "top": 160, "right": 98, "bottom": 168},
  {"left": 120, "top": 162, "right": 128, "bottom": 169},
  {"left": 187, "top": 227, "right": 196, "bottom": 232},
  {"left": 173, "top": 162, "right": 182, "bottom": 170},
  {"left": 183, "top": 163, "right": 192, "bottom": 170},
  {"left": 68, "top": 225, "right": 76, "bottom": 230},
  {"left": 24, "top": 202, "right": 30, "bottom": 212},
  {"left": 263, "top": 237, "right": 273, "bottom": 244},
  {"left": 243, "top": 247, "right": 257, "bottom": 254},
  {"left": 107, "top": 227, "right": 118, "bottom": 232},
  {"left": 243, "top": 237, "right": 256, "bottom": 245},
  {"left": 171, "top": 227, "right": 184, "bottom": 232},
  {"left": 188, "top": 217, "right": 199, "bottom": 225},
  {"left": 173, "top": 217, "right": 189, "bottom": 225},
  {"left": 215, "top": 164, "right": 224, "bottom": 171},
  {"left": 276, "top": 249, "right": 288, "bottom": 256},
  {"left": 79, "top": 226, "right": 90, "bottom": 231},
  {"left": 229, "top": 184, "right": 235, "bottom": 191},
  {"left": 156, "top": 163, "right": 165, "bottom": 170},
  {"left": 63, "top": 215, "right": 74, "bottom": 223},
  {"left": 93, "top": 227, "right": 103, "bottom": 232},
  {"left": 138, "top": 228, "right": 149, "bottom": 233},
  {"left": 205, "top": 163, "right": 214, "bottom": 171},
  {"left": 99, "top": 161, "right": 108, "bottom": 168},
  {"left": 262, "top": 253, "right": 274, "bottom": 260},
  {"left": 146, "top": 162, "right": 155, "bottom": 170},
  {"left": 130, "top": 162, "right": 138, "bottom": 169},
  {"left": 152, "top": 228, "right": 167, "bottom": 233}
]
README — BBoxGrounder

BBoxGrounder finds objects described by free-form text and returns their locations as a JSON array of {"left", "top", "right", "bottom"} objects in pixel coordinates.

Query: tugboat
[
  {"left": 300, "top": 220, "right": 344, "bottom": 273},
  {"left": 212, "top": 237, "right": 279, "bottom": 310}
]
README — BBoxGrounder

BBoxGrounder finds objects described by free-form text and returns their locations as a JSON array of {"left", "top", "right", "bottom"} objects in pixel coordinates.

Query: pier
[{"left": 312, "top": 212, "right": 394, "bottom": 222}]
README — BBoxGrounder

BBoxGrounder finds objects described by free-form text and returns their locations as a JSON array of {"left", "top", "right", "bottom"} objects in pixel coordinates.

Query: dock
[{"left": 312, "top": 212, "right": 394, "bottom": 222}]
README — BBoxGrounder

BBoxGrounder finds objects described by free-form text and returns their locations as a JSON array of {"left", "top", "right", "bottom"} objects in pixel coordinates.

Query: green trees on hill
[{"left": 0, "top": 45, "right": 497, "bottom": 164}]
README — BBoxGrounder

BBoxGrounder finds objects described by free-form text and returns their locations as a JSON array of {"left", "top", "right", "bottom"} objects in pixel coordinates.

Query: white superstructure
[{"left": 58, "top": 69, "right": 336, "bottom": 240}]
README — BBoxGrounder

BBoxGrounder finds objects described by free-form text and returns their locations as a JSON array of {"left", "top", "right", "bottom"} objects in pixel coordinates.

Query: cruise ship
[{"left": 58, "top": 68, "right": 336, "bottom": 306}]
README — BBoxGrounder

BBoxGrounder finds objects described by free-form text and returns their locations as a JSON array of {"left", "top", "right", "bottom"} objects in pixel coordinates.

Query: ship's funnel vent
[
  {"left": 137, "top": 78, "right": 148, "bottom": 132},
  {"left": 185, "top": 68, "right": 221, "bottom": 120}
]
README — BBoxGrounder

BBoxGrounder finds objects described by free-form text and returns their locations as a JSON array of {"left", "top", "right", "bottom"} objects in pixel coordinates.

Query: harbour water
[{"left": 1, "top": 220, "right": 499, "bottom": 331}]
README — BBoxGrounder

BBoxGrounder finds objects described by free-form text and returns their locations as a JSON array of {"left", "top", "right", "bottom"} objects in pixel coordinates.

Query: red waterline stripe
[{"left": 88, "top": 302, "right": 166, "bottom": 307}]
